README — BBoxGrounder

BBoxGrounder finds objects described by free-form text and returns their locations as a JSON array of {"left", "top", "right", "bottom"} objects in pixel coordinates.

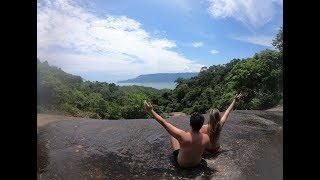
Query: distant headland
[{"left": 117, "top": 72, "right": 198, "bottom": 83}]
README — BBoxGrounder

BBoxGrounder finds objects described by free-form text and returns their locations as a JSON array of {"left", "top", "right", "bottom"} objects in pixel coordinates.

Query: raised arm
[
  {"left": 220, "top": 93, "right": 242, "bottom": 126},
  {"left": 144, "top": 100, "right": 186, "bottom": 142}
]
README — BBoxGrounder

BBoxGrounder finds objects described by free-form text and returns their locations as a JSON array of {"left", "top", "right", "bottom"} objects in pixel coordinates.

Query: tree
[
  {"left": 83, "top": 93, "right": 107, "bottom": 119},
  {"left": 105, "top": 103, "right": 122, "bottom": 120},
  {"left": 200, "top": 66, "right": 208, "bottom": 72},
  {"left": 174, "top": 77, "right": 185, "bottom": 87},
  {"left": 122, "top": 93, "right": 149, "bottom": 119},
  {"left": 272, "top": 26, "right": 283, "bottom": 53}
]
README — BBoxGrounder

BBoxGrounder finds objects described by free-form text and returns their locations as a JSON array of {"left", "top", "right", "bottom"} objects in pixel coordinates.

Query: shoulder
[
  {"left": 182, "top": 131, "right": 192, "bottom": 138},
  {"left": 200, "top": 124, "right": 208, "bottom": 133},
  {"left": 202, "top": 133, "right": 210, "bottom": 143}
]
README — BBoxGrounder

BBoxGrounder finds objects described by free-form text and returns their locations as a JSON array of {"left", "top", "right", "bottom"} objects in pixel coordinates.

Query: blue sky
[{"left": 37, "top": 0, "right": 283, "bottom": 82}]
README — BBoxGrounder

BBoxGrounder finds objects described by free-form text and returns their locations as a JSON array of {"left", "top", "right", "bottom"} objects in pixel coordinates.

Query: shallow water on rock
[{"left": 37, "top": 110, "right": 282, "bottom": 179}]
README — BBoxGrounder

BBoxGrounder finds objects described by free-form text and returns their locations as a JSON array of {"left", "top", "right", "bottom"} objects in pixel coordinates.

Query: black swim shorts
[
  {"left": 173, "top": 149, "right": 180, "bottom": 158},
  {"left": 172, "top": 149, "right": 180, "bottom": 167}
]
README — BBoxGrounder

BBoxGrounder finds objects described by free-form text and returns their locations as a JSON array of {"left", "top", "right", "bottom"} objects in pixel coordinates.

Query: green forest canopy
[{"left": 37, "top": 27, "right": 283, "bottom": 119}]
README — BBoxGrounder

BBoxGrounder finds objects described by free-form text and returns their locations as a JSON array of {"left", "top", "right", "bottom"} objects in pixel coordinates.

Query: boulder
[{"left": 37, "top": 110, "right": 283, "bottom": 179}]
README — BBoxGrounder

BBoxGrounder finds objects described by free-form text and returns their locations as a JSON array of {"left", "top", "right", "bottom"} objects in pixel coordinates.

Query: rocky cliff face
[{"left": 37, "top": 110, "right": 283, "bottom": 179}]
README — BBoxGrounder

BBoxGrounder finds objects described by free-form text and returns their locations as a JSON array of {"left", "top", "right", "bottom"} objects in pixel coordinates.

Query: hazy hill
[{"left": 117, "top": 73, "right": 198, "bottom": 83}]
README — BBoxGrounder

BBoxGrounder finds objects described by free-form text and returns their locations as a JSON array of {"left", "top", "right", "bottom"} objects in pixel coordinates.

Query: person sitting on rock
[
  {"left": 144, "top": 100, "right": 209, "bottom": 168},
  {"left": 200, "top": 93, "right": 243, "bottom": 155}
]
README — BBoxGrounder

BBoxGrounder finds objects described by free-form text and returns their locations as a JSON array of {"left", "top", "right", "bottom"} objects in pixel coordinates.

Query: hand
[
  {"left": 144, "top": 100, "right": 153, "bottom": 111},
  {"left": 235, "top": 93, "right": 243, "bottom": 102}
]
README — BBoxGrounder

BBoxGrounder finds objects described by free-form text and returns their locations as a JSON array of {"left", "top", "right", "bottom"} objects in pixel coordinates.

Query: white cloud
[
  {"left": 192, "top": 42, "right": 204, "bottom": 47},
  {"left": 207, "top": 0, "right": 282, "bottom": 29},
  {"left": 210, "top": 49, "right": 219, "bottom": 54},
  {"left": 233, "top": 35, "right": 273, "bottom": 47},
  {"left": 37, "top": 0, "right": 203, "bottom": 81},
  {"left": 150, "top": 39, "right": 176, "bottom": 49}
]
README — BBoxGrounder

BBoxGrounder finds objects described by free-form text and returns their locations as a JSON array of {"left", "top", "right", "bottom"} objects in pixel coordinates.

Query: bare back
[
  {"left": 200, "top": 124, "right": 221, "bottom": 150},
  {"left": 177, "top": 132, "right": 209, "bottom": 167}
]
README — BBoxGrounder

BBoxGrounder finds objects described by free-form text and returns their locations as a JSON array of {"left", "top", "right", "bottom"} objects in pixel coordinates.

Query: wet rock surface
[{"left": 37, "top": 110, "right": 283, "bottom": 179}]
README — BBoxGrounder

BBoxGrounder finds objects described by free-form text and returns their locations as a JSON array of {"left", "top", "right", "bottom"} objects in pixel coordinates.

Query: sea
[{"left": 116, "top": 82, "right": 176, "bottom": 90}]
